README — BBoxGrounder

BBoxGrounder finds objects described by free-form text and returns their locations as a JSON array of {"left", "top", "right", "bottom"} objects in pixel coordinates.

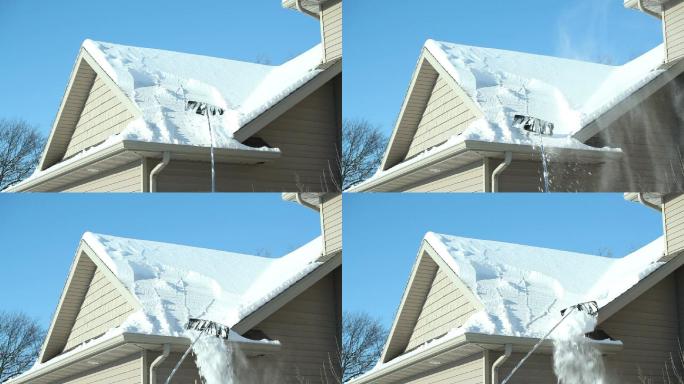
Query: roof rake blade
[
  {"left": 186, "top": 317, "right": 231, "bottom": 340},
  {"left": 560, "top": 300, "right": 599, "bottom": 317}
]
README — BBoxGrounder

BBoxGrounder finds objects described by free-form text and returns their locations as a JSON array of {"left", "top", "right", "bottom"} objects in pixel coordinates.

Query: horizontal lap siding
[
  {"left": 322, "top": 0, "right": 342, "bottom": 62},
  {"left": 406, "top": 268, "right": 477, "bottom": 351},
  {"left": 498, "top": 353, "right": 556, "bottom": 384},
  {"left": 156, "top": 80, "right": 340, "bottom": 192},
  {"left": 601, "top": 275, "right": 679, "bottom": 384},
  {"left": 665, "top": 194, "right": 684, "bottom": 257},
  {"left": 64, "top": 267, "right": 134, "bottom": 351},
  {"left": 406, "top": 75, "right": 476, "bottom": 159},
  {"left": 405, "top": 161, "right": 484, "bottom": 192},
  {"left": 63, "top": 353, "right": 141, "bottom": 384},
  {"left": 405, "top": 353, "right": 483, "bottom": 384},
  {"left": 148, "top": 351, "right": 202, "bottom": 384},
  {"left": 63, "top": 161, "right": 142, "bottom": 192},
  {"left": 666, "top": 1, "right": 684, "bottom": 63},
  {"left": 247, "top": 273, "right": 340, "bottom": 383},
  {"left": 322, "top": 194, "right": 342, "bottom": 255},
  {"left": 63, "top": 75, "right": 134, "bottom": 159}
]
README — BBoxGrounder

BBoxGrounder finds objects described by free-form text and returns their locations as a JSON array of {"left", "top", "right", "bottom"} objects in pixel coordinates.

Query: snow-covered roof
[
  {"left": 82, "top": 232, "right": 323, "bottom": 337},
  {"left": 424, "top": 39, "right": 664, "bottom": 148},
  {"left": 424, "top": 232, "right": 664, "bottom": 339},
  {"left": 82, "top": 39, "right": 323, "bottom": 149}
]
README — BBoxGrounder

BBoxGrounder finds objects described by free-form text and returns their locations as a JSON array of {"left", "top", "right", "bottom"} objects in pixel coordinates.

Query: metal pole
[{"left": 206, "top": 112, "right": 216, "bottom": 193}]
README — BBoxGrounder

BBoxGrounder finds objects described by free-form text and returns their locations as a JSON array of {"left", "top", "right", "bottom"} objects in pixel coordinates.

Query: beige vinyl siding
[
  {"left": 665, "top": 1, "right": 684, "bottom": 63},
  {"left": 601, "top": 274, "right": 680, "bottom": 383},
  {"left": 64, "top": 267, "right": 135, "bottom": 351},
  {"left": 147, "top": 351, "right": 202, "bottom": 384},
  {"left": 677, "top": 268, "right": 684, "bottom": 343},
  {"left": 247, "top": 272, "right": 339, "bottom": 383},
  {"left": 63, "top": 353, "right": 142, "bottom": 384},
  {"left": 406, "top": 268, "right": 477, "bottom": 351},
  {"left": 664, "top": 194, "right": 684, "bottom": 258},
  {"left": 321, "top": 0, "right": 342, "bottom": 62},
  {"left": 63, "top": 161, "right": 142, "bottom": 192},
  {"left": 497, "top": 353, "right": 556, "bottom": 384},
  {"left": 406, "top": 76, "right": 476, "bottom": 159},
  {"left": 492, "top": 159, "right": 599, "bottom": 192},
  {"left": 63, "top": 75, "right": 135, "bottom": 159},
  {"left": 321, "top": 194, "right": 342, "bottom": 255},
  {"left": 155, "top": 79, "right": 340, "bottom": 192},
  {"left": 404, "top": 353, "right": 483, "bottom": 384},
  {"left": 405, "top": 161, "right": 484, "bottom": 192}
]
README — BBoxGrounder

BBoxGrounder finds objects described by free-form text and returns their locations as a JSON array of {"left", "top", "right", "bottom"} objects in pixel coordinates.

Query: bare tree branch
[
  {"left": 342, "top": 311, "right": 388, "bottom": 382},
  {"left": 0, "top": 311, "right": 45, "bottom": 382},
  {"left": 0, "top": 119, "right": 45, "bottom": 190},
  {"left": 341, "top": 119, "right": 386, "bottom": 190}
]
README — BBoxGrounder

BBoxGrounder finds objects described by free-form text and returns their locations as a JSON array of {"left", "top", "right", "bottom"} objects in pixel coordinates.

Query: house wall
[
  {"left": 405, "top": 161, "right": 485, "bottom": 192},
  {"left": 62, "top": 161, "right": 143, "bottom": 192},
  {"left": 403, "top": 353, "right": 484, "bottom": 384},
  {"left": 154, "top": 78, "right": 341, "bottom": 192},
  {"left": 321, "top": 194, "right": 342, "bottom": 256},
  {"left": 62, "top": 353, "right": 142, "bottom": 384},
  {"left": 600, "top": 275, "right": 680, "bottom": 383},
  {"left": 64, "top": 267, "right": 135, "bottom": 351},
  {"left": 664, "top": 194, "right": 684, "bottom": 258},
  {"left": 146, "top": 351, "right": 202, "bottom": 384},
  {"left": 405, "top": 75, "right": 477, "bottom": 159},
  {"left": 63, "top": 75, "right": 135, "bottom": 159},
  {"left": 321, "top": 0, "right": 342, "bottom": 63},
  {"left": 497, "top": 353, "right": 556, "bottom": 384},
  {"left": 241, "top": 271, "right": 340, "bottom": 384},
  {"left": 405, "top": 268, "right": 477, "bottom": 351},
  {"left": 665, "top": 0, "right": 684, "bottom": 63}
]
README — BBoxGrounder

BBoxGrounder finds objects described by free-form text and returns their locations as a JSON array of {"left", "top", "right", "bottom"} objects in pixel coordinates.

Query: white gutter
[
  {"left": 490, "top": 151, "right": 513, "bottom": 193},
  {"left": 149, "top": 152, "right": 171, "bottom": 193},
  {"left": 638, "top": 0, "right": 662, "bottom": 18},
  {"left": 491, "top": 344, "right": 512, "bottom": 384},
  {"left": 295, "top": 192, "right": 321, "bottom": 212},
  {"left": 637, "top": 192, "right": 662, "bottom": 212},
  {"left": 149, "top": 343, "right": 171, "bottom": 384},
  {"left": 295, "top": 0, "right": 318, "bottom": 18}
]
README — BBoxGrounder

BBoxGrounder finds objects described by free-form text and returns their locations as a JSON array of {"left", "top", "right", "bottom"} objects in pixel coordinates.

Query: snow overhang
[
  {"left": 6, "top": 332, "right": 280, "bottom": 384},
  {"left": 349, "top": 332, "right": 622, "bottom": 384},
  {"left": 4, "top": 140, "right": 281, "bottom": 192},
  {"left": 349, "top": 140, "right": 622, "bottom": 192}
]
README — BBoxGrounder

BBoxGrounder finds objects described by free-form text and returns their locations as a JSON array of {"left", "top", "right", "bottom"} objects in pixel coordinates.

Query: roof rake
[
  {"left": 500, "top": 301, "right": 599, "bottom": 384},
  {"left": 185, "top": 100, "right": 225, "bottom": 193},
  {"left": 513, "top": 114, "right": 554, "bottom": 136},
  {"left": 165, "top": 318, "right": 232, "bottom": 384}
]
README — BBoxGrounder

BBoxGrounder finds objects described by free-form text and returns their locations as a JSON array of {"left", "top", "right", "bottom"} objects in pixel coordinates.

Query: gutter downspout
[
  {"left": 149, "top": 343, "right": 171, "bottom": 384},
  {"left": 295, "top": 192, "right": 321, "bottom": 212},
  {"left": 295, "top": 0, "right": 318, "bottom": 18},
  {"left": 491, "top": 344, "right": 513, "bottom": 384},
  {"left": 149, "top": 152, "right": 171, "bottom": 193},
  {"left": 637, "top": 192, "right": 662, "bottom": 212},
  {"left": 638, "top": 0, "right": 662, "bottom": 19},
  {"left": 491, "top": 152, "right": 513, "bottom": 193}
]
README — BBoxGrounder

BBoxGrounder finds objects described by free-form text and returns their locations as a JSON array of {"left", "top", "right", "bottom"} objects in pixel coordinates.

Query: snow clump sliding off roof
[
  {"left": 82, "top": 232, "right": 323, "bottom": 338},
  {"left": 424, "top": 40, "right": 664, "bottom": 149},
  {"left": 424, "top": 232, "right": 665, "bottom": 339},
  {"left": 82, "top": 39, "right": 323, "bottom": 150}
]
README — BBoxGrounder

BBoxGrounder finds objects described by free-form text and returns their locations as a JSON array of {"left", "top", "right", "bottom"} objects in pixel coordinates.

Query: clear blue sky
[
  {"left": 0, "top": 194, "right": 320, "bottom": 328},
  {"left": 0, "top": 0, "right": 319, "bottom": 137},
  {"left": 343, "top": 193, "right": 663, "bottom": 329},
  {"left": 344, "top": 0, "right": 664, "bottom": 136}
]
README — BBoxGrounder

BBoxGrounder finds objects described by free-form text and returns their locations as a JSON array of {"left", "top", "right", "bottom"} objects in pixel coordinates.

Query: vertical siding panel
[
  {"left": 321, "top": 0, "right": 342, "bottom": 62},
  {"left": 322, "top": 194, "right": 342, "bottom": 255},
  {"left": 666, "top": 1, "right": 684, "bottom": 63},
  {"left": 664, "top": 194, "right": 684, "bottom": 258}
]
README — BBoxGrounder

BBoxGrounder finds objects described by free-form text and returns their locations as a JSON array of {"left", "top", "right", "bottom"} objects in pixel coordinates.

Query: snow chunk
[
  {"left": 82, "top": 232, "right": 323, "bottom": 337},
  {"left": 425, "top": 232, "right": 665, "bottom": 339}
]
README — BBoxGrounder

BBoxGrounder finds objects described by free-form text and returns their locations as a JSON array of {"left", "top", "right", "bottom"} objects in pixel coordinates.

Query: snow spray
[
  {"left": 552, "top": 309, "right": 606, "bottom": 384},
  {"left": 191, "top": 334, "right": 235, "bottom": 384}
]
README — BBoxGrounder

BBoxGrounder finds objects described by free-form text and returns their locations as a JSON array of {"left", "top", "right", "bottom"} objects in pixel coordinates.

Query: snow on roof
[
  {"left": 424, "top": 232, "right": 665, "bottom": 339},
  {"left": 425, "top": 40, "right": 664, "bottom": 147},
  {"left": 82, "top": 232, "right": 323, "bottom": 337},
  {"left": 82, "top": 39, "right": 323, "bottom": 150}
]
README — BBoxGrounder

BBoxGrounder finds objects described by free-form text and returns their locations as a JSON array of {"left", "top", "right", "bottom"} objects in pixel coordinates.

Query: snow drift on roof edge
[
  {"left": 81, "top": 39, "right": 323, "bottom": 149},
  {"left": 424, "top": 232, "right": 664, "bottom": 339},
  {"left": 82, "top": 231, "right": 323, "bottom": 338},
  {"left": 424, "top": 40, "right": 664, "bottom": 146}
]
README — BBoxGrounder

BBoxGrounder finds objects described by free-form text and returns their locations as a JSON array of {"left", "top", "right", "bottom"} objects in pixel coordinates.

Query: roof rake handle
[{"left": 500, "top": 301, "right": 598, "bottom": 384}]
